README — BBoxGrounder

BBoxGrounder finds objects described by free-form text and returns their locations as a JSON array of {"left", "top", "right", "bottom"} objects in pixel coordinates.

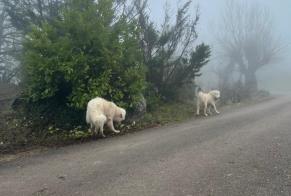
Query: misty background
[{"left": 148, "top": 0, "right": 291, "bottom": 94}]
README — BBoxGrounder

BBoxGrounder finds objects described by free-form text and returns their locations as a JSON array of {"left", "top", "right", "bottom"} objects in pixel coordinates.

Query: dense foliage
[{"left": 23, "top": 0, "right": 146, "bottom": 110}]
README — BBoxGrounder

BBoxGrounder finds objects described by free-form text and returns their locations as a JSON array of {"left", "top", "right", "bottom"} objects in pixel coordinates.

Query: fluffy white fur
[
  {"left": 196, "top": 89, "right": 220, "bottom": 116},
  {"left": 86, "top": 97, "right": 126, "bottom": 137}
]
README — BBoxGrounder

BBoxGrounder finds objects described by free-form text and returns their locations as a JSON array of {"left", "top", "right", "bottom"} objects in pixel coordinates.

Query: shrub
[{"left": 23, "top": 0, "right": 146, "bottom": 111}]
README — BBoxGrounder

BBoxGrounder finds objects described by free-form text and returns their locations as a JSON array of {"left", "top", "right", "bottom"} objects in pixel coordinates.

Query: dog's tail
[
  {"left": 86, "top": 107, "right": 90, "bottom": 124},
  {"left": 195, "top": 86, "right": 203, "bottom": 96},
  {"left": 197, "top": 87, "right": 202, "bottom": 92}
]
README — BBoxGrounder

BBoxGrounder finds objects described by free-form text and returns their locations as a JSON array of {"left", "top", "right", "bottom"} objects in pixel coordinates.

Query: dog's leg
[
  {"left": 107, "top": 118, "right": 120, "bottom": 134},
  {"left": 211, "top": 102, "right": 220, "bottom": 114},
  {"left": 98, "top": 121, "right": 106, "bottom": 138},
  {"left": 94, "top": 126, "right": 100, "bottom": 136},
  {"left": 207, "top": 105, "right": 213, "bottom": 115},
  {"left": 95, "top": 119, "right": 105, "bottom": 137},
  {"left": 196, "top": 99, "right": 200, "bottom": 115},
  {"left": 90, "top": 123, "right": 93, "bottom": 132},
  {"left": 204, "top": 102, "right": 208, "bottom": 116}
]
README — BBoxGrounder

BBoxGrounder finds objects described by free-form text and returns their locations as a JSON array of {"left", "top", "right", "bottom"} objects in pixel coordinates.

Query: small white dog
[
  {"left": 196, "top": 87, "right": 220, "bottom": 116},
  {"left": 86, "top": 97, "right": 126, "bottom": 137}
]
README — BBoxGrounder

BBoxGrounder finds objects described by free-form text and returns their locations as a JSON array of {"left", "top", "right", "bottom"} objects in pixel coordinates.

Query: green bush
[{"left": 23, "top": 0, "right": 146, "bottom": 111}]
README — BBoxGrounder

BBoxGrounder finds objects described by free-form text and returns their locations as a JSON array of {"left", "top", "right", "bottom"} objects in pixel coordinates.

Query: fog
[{"left": 148, "top": 0, "right": 291, "bottom": 94}]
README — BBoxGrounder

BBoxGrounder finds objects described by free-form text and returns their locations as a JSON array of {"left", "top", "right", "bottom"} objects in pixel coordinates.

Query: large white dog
[
  {"left": 196, "top": 88, "right": 220, "bottom": 116},
  {"left": 86, "top": 97, "right": 126, "bottom": 137}
]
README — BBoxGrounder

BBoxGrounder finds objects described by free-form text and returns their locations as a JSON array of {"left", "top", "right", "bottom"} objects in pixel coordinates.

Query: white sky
[
  {"left": 147, "top": 0, "right": 291, "bottom": 92},
  {"left": 147, "top": 0, "right": 291, "bottom": 46}
]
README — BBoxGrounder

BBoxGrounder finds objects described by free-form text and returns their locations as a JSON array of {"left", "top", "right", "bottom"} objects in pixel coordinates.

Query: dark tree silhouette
[{"left": 216, "top": 1, "right": 282, "bottom": 94}]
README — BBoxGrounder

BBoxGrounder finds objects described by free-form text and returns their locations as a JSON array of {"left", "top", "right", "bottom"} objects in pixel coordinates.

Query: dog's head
[
  {"left": 114, "top": 107, "right": 126, "bottom": 123},
  {"left": 209, "top": 90, "right": 220, "bottom": 100}
]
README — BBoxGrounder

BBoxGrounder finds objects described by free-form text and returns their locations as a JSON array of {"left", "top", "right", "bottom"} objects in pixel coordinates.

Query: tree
[
  {"left": 23, "top": 0, "right": 146, "bottom": 111},
  {"left": 3, "top": 0, "right": 64, "bottom": 33},
  {"left": 0, "top": 2, "right": 22, "bottom": 84},
  {"left": 0, "top": 0, "right": 64, "bottom": 85},
  {"left": 133, "top": 0, "right": 211, "bottom": 99},
  {"left": 216, "top": 1, "right": 282, "bottom": 94}
]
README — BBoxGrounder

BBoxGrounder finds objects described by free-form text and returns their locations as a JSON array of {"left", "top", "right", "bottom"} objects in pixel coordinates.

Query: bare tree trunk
[
  {"left": 216, "top": 1, "right": 282, "bottom": 100},
  {"left": 244, "top": 71, "right": 258, "bottom": 94}
]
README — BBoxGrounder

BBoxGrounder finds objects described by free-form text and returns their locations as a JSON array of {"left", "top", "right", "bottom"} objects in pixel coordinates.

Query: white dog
[
  {"left": 196, "top": 88, "right": 220, "bottom": 116},
  {"left": 86, "top": 97, "right": 126, "bottom": 137}
]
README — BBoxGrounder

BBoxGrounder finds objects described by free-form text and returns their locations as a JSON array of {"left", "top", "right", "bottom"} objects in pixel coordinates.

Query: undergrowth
[{"left": 0, "top": 101, "right": 195, "bottom": 153}]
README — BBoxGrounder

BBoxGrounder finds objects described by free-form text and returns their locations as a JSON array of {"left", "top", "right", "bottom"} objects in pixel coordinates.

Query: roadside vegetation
[{"left": 0, "top": 0, "right": 278, "bottom": 153}]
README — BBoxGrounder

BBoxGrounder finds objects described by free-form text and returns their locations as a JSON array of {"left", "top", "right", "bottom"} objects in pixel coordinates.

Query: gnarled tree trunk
[{"left": 244, "top": 71, "right": 258, "bottom": 95}]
